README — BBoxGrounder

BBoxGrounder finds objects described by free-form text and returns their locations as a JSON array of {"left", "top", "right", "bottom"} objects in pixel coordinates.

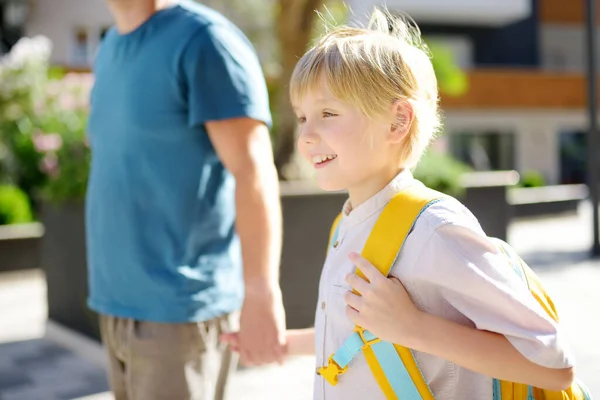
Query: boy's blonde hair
[{"left": 290, "top": 8, "right": 441, "bottom": 168}]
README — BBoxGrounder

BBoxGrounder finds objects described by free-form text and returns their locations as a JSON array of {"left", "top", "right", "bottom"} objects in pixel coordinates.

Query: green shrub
[
  {"left": 0, "top": 185, "right": 33, "bottom": 225},
  {"left": 413, "top": 151, "right": 473, "bottom": 197},
  {"left": 519, "top": 170, "right": 546, "bottom": 188}
]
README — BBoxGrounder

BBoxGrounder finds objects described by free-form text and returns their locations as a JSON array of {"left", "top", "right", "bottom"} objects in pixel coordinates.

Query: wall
[
  {"left": 25, "top": 0, "right": 113, "bottom": 66},
  {"left": 539, "top": 24, "right": 600, "bottom": 73},
  {"left": 418, "top": 0, "right": 539, "bottom": 68},
  {"left": 346, "top": 0, "right": 530, "bottom": 26},
  {"left": 443, "top": 109, "right": 589, "bottom": 184}
]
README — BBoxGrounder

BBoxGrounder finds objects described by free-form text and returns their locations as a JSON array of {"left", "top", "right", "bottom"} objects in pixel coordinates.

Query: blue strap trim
[
  {"left": 370, "top": 340, "right": 423, "bottom": 400},
  {"left": 330, "top": 224, "right": 340, "bottom": 248},
  {"left": 492, "top": 380, "right": 537, "bottom": 399},
  {"left": 332, "top": 332, "right": 364, "bottom": 368},
  {"left": 493, "top": 379, "right": 502, "bottom": 400},
  {"left": 331, "top": 330, "right": 380, "bottom": 368},
  {"left": 577, "top": 379, "right": 593, "bottom": 400}
]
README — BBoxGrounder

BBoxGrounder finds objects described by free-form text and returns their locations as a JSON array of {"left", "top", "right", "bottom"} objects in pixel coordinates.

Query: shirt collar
[{"left": 339, "top": 169, "right": 415, "bottom": 234}]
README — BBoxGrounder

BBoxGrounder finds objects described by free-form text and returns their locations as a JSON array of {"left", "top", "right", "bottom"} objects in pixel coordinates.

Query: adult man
[{"left": 86, "top": 0, "right": 285, "bottom": 398}]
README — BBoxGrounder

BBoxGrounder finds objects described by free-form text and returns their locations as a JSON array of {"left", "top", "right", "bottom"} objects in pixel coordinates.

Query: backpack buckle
[
  {"left": 316, "top": 355, "right": 348, "bottom": 386},
  {"left": 355, "top": 326, "right": 381, "bottom": 347}
]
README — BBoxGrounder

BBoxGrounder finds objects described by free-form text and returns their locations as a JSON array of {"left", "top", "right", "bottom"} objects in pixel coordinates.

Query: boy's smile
[
  {"left": 293, "top": 86, "right": 404, "bottom": 208},
  {"left": 311, "top": 154, "right": 338, "bottom": 168}
]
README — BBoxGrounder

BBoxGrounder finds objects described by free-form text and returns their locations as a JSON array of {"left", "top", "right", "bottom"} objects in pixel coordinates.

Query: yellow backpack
[{"left": 317, "top": 183, "right": 592, "bottom": 400}]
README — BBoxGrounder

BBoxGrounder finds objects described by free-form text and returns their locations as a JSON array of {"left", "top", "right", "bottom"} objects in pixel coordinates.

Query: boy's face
[{"left": 293, "top": 86, "right": 401, "bottom": 206}]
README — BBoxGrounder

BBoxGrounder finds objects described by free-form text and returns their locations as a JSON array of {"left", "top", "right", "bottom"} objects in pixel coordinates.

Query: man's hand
[
  {"left": 237, "top": 282, "right": 287, "bottom": 365},
  {"left": 205, "top": 117, "right": 285, "bottom": 365}
]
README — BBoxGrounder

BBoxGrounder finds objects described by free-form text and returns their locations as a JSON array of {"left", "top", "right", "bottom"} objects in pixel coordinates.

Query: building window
[
  {"left": 69, "top": 27, "right": 90, "bottom": 66},
  {"left": 449, "top": 131, "right": 515, "bottom": 171},
  {"left": 100, "top": 26, "right": 110, "bottom": 41},
  {"left": 559, "top": 131, "right": 587, "bottom": 184}
]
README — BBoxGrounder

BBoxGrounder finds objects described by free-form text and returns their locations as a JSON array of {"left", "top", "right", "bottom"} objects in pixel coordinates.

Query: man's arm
[{"left": 205, "top": 117, "right": 286, "bottom": 366}]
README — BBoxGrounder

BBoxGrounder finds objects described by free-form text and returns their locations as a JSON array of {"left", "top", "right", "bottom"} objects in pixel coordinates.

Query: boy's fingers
[
  {"left": 345, "top": 304, "right": 361, "bottom": 324},
  {"left": 348, "top": 252, "right": 380, "bottom": 282},
  {"left": 346, "top": 272, "right": 369, "bottom": 294},
  {"left": 344, "top": 290, "right": 364, "bottom": 311},
  {"left": 220, "top": 332, "right": 239, "bottom": 344}
]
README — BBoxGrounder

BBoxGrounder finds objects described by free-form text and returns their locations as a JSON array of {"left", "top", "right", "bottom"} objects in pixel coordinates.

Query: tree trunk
[{"left": 274, "top": 0, "right": 326, "bottom": 179}]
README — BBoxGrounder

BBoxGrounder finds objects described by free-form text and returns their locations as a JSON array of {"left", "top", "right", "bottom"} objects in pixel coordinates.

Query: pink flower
[
  {"left": 33, "top": 132, "right": 63, "bottom": 153},
  {"left": 59, "top": 93, "right": 77, "bottom": 111},
  {"left": 40, "top": 153, "right": 60, "bottom": 178}
]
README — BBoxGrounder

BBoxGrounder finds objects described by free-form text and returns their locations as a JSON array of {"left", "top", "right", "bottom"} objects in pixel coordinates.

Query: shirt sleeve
[
  {"left": 181, "top": 24, "right": 272, "bottom": 128},
  {"left": 413, "top": 222, "right": 574, "bottom": 369}
]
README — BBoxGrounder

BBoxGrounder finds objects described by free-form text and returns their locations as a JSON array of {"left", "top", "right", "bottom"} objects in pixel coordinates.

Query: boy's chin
[{"left": 315, "top": 177, "right": 346, "bottom": 193}]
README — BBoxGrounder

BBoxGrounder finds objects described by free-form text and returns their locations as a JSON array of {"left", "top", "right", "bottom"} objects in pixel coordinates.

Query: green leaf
[
  {"left": 426, "top": 40, "right": 469, "bottom": 97},
  {"left": 47, "top": 66, "right": 66, "bottom": 81}
]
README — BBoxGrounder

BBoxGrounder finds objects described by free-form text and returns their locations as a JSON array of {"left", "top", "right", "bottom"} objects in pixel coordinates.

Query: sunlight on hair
[{"left": 290, "top": 6, "right": 441, "bottom": 168}]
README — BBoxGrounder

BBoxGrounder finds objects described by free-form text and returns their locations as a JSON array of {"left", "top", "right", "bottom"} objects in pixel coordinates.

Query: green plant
[
  {"left": 0, "top": 36, "right": 52, "bottom": 200},
  {"left": 0, "top": 36, "right": 93, "bottom": 206},
  {"left": 0, "top": 184, "right": 33, "bottom": 225},
  {"left": 519, "top": 170, "right": 546, "bottom": 188},
  {"left": 427, "top": 41, "right": 468, "bottom": 97},
  {"left": 413, "top": 150, "right": 473, "bottom": 197}
]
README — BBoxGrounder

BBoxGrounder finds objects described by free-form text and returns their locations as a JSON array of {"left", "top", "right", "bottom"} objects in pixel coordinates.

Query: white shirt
[{"left": 313, "top": 170, "right": 574, "bottom": 400}]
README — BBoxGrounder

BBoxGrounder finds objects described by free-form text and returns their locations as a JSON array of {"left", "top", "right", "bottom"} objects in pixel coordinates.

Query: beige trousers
[{"left": 99, "top": 314, "right": 238, "bottom": 400}]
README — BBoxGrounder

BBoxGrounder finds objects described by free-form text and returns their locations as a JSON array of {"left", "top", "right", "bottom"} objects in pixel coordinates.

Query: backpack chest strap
[{"left": 317, "top": 326, "right": 427, "bottom": 399}]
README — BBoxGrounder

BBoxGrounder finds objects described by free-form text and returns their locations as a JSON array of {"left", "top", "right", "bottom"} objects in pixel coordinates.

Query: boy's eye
[
  {"left": 297, "top": 116, "right": 306, "bottom": 124},
  {"left": 323, "top": 111, "right": 336, "bottom": 118}
]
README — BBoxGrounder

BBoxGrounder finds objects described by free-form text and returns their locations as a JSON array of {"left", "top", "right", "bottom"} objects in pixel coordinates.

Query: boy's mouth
[{"left": 312, "top": 154, "right": 337, "bottom": 168}]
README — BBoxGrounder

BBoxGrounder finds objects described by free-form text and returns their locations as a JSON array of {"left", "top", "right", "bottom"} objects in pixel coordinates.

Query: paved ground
[{"left": 0, "top": 203, "right": 598, "bottom": 399}]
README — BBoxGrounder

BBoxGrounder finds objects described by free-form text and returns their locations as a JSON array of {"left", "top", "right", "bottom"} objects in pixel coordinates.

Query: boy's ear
[{"left": 389, "top": 99, "right": 414, "bottom": 144}]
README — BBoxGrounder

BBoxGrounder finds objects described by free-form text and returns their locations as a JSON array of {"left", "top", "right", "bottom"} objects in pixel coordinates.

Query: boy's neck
[
  {"left": 107, "top": 0, "right": 174, "bottom": 34},
  {"left": 347, "top": 167, "right": 405, "bottom": 212}
]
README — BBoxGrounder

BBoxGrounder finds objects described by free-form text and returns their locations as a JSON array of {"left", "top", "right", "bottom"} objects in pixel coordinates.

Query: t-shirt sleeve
[
  {"left": 181, "top": 24, "right": 272, "bottom": 128},
  {"left": 414, "top": 222, "right": 574, "bottom": 369}
]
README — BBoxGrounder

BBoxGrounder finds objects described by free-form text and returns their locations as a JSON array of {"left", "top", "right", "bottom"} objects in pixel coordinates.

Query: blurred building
[
  {"left": 349, "top": 0, "right": 590, "bottom": 185},
  {"left": 21, "top": 0, "right": 112, "bottom": 67},
  {"left": 20, "top": 0, "right": 275, "bottom": 71},
  {"left": 0, "top": 0, "right": 30, "bottom": 54},
  {"left": 11, "top": 0, "right": 593, "bottom": 185}
]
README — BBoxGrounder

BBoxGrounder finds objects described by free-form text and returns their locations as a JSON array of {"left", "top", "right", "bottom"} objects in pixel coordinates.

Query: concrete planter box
[
  {"left": 279, "top": 171, "right": 519, "bottom": 328},
  {"left": 0, "top": 223, "right": 43, "bottom": 272},
  {"left": 279, "top": 182, "right": 346, "bottom": 329},
  {"left": 39, "top": 201, "right": 100, "bottom": 341},
  {"left": 37, "top": 172, "right": 518, "bottom": 338},
  {"left": 509, "top": 184, "right": 588, "bottom": 219},
  {"left": 37, "top": 185, "right": 347, "bottom": 337},
  {"left": 459, "top": 170, "right": 520, "bottom": 241}
]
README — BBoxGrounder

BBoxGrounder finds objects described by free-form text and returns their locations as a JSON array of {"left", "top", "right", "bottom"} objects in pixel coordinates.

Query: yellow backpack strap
[
  {"left": 317, "top": 183, "right": 444, "bottom": 398},
  {"left": 360, "top": 184, "right": 442, "bottom": 399}
]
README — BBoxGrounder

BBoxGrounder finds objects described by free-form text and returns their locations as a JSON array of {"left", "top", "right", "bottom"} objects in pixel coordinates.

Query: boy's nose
[{"left": 298, "top": 125, "right": 320, "bottom": 144}]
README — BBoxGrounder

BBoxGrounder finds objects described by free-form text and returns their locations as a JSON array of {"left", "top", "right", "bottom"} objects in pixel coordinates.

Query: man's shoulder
[{"left": 172, "top": 1, "right": 241, "bottom": 39}]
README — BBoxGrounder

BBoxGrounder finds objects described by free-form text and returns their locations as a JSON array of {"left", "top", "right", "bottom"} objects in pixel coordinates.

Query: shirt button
[
  {"left": 321, "top": 301, "right": 326, "bottom": 310},
  {"left": 333, "top": 240, "right": 340, "bottom": 248}
]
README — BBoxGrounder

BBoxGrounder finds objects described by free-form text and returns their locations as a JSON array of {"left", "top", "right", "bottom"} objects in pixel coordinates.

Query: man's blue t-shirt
[{"left": 86, "top": 1, "right": 271, "bottom": 322}]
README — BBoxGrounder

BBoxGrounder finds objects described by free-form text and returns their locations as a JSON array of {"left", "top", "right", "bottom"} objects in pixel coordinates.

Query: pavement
[{"left": 0, "top": 202, "right": 598, "bottom": 399}]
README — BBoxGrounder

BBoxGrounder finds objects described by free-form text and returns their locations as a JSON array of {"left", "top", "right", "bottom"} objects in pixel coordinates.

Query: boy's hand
[
  {"left": 344, "top": 252, "right": 423, "bottom": 345},
  {"left": 220, "top": 332, "right": 241, "bottom": 353},
  {"left": 221, "top": 328, "right": 315, "bottom": 360}
]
